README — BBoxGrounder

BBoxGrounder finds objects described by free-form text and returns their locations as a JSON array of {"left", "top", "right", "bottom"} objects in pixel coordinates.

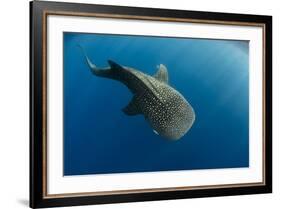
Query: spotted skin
[{"left": 81, "top": 49, "right": 195, "bottom": 140}]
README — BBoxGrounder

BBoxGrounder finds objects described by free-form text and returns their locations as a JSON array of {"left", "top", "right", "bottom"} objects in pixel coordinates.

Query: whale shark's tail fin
[{"left": 77, "top": 44, "right": 114, "bottom": 79}]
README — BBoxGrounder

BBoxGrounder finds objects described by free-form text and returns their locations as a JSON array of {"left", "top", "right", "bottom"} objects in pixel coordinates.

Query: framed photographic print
[{"left": 30, "top": 0, "right": 272, "bottom": 208}]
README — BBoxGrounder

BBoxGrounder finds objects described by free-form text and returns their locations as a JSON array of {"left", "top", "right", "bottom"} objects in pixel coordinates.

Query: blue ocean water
[{"left": 63, "top": 32, "right": 249, "bottom": 176}]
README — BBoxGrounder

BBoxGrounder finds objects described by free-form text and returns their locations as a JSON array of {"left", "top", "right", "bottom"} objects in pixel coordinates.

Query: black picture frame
[{"left": 30, "top": 0, "right": 272, "bottom": 208}]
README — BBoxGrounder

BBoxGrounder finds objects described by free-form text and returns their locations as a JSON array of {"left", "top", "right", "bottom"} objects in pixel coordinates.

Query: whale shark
[{"left": 79, "top": 47, "right": 195, "bottom": 140}]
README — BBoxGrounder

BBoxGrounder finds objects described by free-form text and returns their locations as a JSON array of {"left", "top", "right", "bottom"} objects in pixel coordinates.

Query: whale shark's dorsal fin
[
  {"left": 122, "top": 96, "right": 142, "bottom": 116},
  {"left": 154, "top": 64, "right": 168, "bottom": 83}
]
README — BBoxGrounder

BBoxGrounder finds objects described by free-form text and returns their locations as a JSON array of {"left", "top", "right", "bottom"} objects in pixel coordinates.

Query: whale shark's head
[{"left": 149, "top": 92, "right": 195, "bottom": 140}]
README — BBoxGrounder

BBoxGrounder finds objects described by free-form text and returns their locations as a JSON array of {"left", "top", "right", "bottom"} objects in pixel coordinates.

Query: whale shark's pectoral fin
[
  {"left": 154, "top": 64, "right": 168, "bottom": 83},
  {"left": 122, "top": 96, "right": 142, "bottom": 116}
]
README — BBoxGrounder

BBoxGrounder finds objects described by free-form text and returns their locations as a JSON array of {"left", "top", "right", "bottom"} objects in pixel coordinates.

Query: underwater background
[{"left": 63, "top": 32, "right": 249, "bottom": 176}]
